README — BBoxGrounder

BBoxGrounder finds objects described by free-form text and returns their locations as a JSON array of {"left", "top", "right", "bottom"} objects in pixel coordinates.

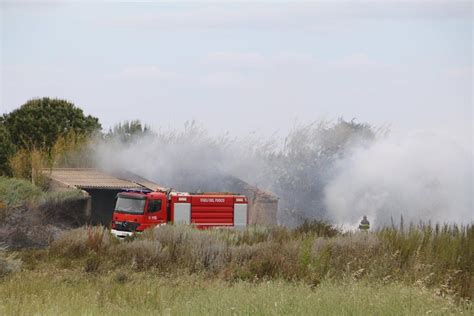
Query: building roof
[{"left": 43, "top": 168, "right": 163, "bottom": 190}]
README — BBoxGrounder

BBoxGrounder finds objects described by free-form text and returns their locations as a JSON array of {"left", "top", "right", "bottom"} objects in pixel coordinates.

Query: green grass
[
  {"left": 0, "top": 270, "right": 469, "bottom": 316},
  {"left": 0, "top": 224, "right": 472, "bottom": 315},
  {"left": 40, "top": 223, "right": 473, "bottom": 300},
  {"left": 0, "top": 176, "right": 84, "bottom": 207},
  {"left": 0, "top": 176, "right": 85, "bottom": 222},
  {"left": 0, "top": 176, "right": 472, "bottom": 314},
  {"left": 0, "top": 176, "right": 42, "bottom": 208}
]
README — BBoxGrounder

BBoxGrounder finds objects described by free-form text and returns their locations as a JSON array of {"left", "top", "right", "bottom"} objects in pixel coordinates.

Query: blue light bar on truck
[{"left": 121, "top": 188, "right": 153, "bottom": 194}]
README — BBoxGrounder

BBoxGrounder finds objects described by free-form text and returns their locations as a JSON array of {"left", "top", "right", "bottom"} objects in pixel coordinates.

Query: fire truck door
[{"left": 146, "top": 199, "right": 165, "bottom": 224}]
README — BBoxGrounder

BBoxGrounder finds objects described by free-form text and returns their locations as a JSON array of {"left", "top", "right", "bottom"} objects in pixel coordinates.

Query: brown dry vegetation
[
  {"left": 22, "top": 222, "right": 470, "bottom": 302},
  {"left": 0, "top": 175, "right": 472, "bottom": 312}
]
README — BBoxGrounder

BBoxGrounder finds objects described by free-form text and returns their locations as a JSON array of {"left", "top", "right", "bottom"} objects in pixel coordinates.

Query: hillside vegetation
[
  {"left": 0, "top": 177, "right": 87, "bottom": 249},
  {"left": 0, "top": 177, "right": 84, "bottom": 214},
  {"left": 0, "top": 177, "right": 42, "bottom": 211}
]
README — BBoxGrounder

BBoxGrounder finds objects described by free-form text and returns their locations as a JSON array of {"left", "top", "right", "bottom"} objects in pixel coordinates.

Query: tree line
[
  {"left": 0, "top": 97, "right": 148, "bottom": 179},
  {"left": 1, "top": 97, "right": 377, "bottom": 223}
]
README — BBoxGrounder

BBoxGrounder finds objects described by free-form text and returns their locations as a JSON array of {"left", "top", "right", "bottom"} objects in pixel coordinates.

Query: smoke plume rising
[
  {"left": 325, "top": 132, "right": 473, "bottom": 228},
  {"left": 94, "top": 122, "right": 271, "bottom": 193},
  {"left": 91, "top": 121, "right": 473, "bottom": 228}
]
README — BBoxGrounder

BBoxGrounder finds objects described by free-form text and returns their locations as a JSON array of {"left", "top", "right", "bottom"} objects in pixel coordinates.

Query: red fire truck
[{"left": 110, "top": 189, "right": 248, "bottom": 238}]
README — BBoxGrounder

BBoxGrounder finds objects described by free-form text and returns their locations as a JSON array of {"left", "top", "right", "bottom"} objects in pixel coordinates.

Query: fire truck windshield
[{"left": 115, "top": 195, "right": 146, "bottom": 214}]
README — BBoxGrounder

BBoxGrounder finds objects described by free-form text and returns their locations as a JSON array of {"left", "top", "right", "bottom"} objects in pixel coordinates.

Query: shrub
[
  {"left": 0, "top": 177, "right": 42, "bottom": 209},
  {"left": 114, "top": 271, "right": 130, "bottom": 284},
  {"left": 0, "top": 177, "right": 86, "bottom": 226},
  {"left": 45, "top": 222, "right": 473, "bottom": 300},
  {"left": 295, "top": 219, "right": 341, "bottom": 237},
  {"left": 146, "top": 225, "right": 230, "bottom": 272},
  {"left": 50, "top": 226, "right": 111, "bottom": 258},
  {"left": 39, "top": 190, "right": 89, "bottom": 226},
  {"left": 0, "top": 248, "right": 21, "bottom": 277},
  {"left": 84, "top": 253, "right": 101, "bottom": 273},
  {"left": 111, "top": 239, "right": 167, "bottom": 270}
]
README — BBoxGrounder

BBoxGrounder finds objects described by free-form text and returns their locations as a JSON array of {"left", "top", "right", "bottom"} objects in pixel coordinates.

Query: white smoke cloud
[
  {"left": 93, "top": 124, "right": 272, "bottom": 193},
  {"left": 91, "top": 122, "right": 473, "bottom": 228},
  {"left": 324, "top": 131, "right": 473, "bottom": 228}
]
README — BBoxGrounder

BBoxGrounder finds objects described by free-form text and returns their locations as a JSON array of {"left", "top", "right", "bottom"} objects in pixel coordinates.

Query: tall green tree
[
  {"left": 0, "top": 120, "right": 14, "bottom": 175},
  {"left": 106, "top": 120, "right": 151, "bottom": 143},
  {"left": 2, "top": 98, "right": 101, "bottom": 151}
]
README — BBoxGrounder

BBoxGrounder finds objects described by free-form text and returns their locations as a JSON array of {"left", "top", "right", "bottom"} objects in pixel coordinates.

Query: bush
[
  {"left": 84, "top": 253, "right": 101, "bottom": 273},
  {"left": 45, "top": 222, "right": 474, "bottom": 300},
  {"left": 111, "top": 239, "right": 167, "bottom": 270},
  {"left": 295, "top": 219, "right": 341, "bottom": 237},
  {"left": 228, "top": 240, "right": 301, "bottom": 281},
  {"left": 39, "top": 190, "right": 89, "bottom": 226},
  {"left": 0, "top": 177, "right": 86, "bottom": 224},
  {"left": 0, "top": 248, "right": 21, "bottom": 277},
  {"left": 50, "top": 226, "right": 111, "bottom": 258},
  {"left": 0, "top": 177, "right": 42, "bottom": 209},
  {"left": 138, "top": 225, "right": 230, "bottom": 272}
]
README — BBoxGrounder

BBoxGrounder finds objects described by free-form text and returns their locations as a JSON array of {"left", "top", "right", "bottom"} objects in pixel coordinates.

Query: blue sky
[{"left": 1, "top": 1, "right": 472, "bottom": 143}]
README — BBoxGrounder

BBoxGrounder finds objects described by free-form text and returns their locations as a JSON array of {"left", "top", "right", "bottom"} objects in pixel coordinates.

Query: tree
[
  {"left": 265, "top": 119, "right": 376, "bottom": 226},
  {"left": 0, "top": 120, "right": 14, "bottom": 175},
  {"left": 106, "top": 120, "right": 151, "bottom": 143},
  {"left": 2, "top": 97, "right": 101, "bottom": 151}
]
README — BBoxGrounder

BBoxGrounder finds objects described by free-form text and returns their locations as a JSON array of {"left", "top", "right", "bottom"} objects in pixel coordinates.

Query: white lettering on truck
[{"left": 200, "top": 198, "right": 225, "bottom": 203}]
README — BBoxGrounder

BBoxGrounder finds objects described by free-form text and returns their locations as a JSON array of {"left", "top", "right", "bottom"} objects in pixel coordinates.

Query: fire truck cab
[{"left": 110, "top": 189, "right": 248, "bottom": 238}]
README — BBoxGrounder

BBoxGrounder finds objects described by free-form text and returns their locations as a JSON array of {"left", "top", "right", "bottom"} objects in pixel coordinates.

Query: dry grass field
[
  {"left": 0, "top": 177, "right": 472, "bottom": 315},
  {"left": 1, "top": 223, "right": 472, "bottom": 315},
  {"left": 0, "top": 270, "right": 467, "bottom": 315}
]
